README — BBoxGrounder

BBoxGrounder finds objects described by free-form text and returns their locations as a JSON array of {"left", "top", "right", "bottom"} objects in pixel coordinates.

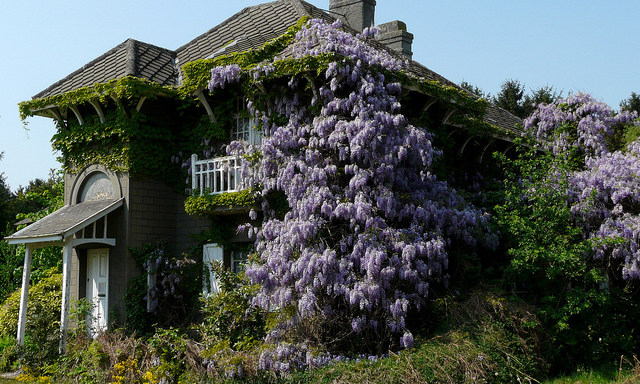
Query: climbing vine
[
  {"left": 184, "top": 189, "right": 258, "bottom": 215},
  {"left": 19, "top": 76, "right": 177, "bottom": 120}
]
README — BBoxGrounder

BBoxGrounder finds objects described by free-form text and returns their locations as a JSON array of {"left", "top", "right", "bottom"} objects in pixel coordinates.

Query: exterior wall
[
  {"left": 128, "top": 178, "right": 180, "bottom": 251},
  {"left": 106, "top": 206, "right": 130, "bottom": 325},
  {"left": 63, "top": 164, "right": 246, "bottom": 327},
  {"left": 175, "top": 196, "right": 209, "bottom": 256},
  {"left": 65, "top": 166, "right": 131, "bottom": 326}
]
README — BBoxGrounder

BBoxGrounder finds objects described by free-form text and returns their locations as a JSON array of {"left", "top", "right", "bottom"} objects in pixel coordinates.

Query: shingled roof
[
  {"left": 34, "top": 40, "right": 177, "bottom": 99},
  {"left": 175, "top": 0, "right": 307, "bottom": 67},
  {"left": 31, "top": 0, "right": 521, "bottom": 133},
  {"left": 4, "top": 198, "right": 123, "bottom": 244}
]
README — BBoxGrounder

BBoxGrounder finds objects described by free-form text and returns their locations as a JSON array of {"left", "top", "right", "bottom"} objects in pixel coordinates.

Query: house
[{"left": 5, "top": 0, "right": 521, "bottom": 352}]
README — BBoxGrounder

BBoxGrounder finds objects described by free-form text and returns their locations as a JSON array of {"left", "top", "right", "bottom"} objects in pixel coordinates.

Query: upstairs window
[{"left": 231, "top": 99, "right": 261, "bottom": 146}]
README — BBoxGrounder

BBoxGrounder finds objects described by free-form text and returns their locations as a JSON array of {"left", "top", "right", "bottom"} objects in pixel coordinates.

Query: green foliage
[
  {"left": 147, "top": 327, "right": 194, "bottom": 383},
  {"left": 524, "top": 85, "right": 562, "bottom": 115},
  {"left": 0, "top": 270, "right": 62, "bottom": 370},
  {"left": 69, "top": 298, "right": 95, "bottom": 337},
  {"left": 0, "top": 171, "right": 63, "bottom": 301},
  {"left": 184, "top": 189, "right": 258, "bottom": 215},
  {"left": 0, "top": 269, "right": 61, "bottom": 339},
  {"left": 179, "top": 16, "right": 311, "bottom": 96},
  {"left": 51, "top": 108, "right": 184, "bottom": 189},
  {"left": 623, "top": 116, "right": 640, "bottom": 146},
  {"left": 0, "top": 335, "right": 17, "bottom": 372},
  {"left": 496, "top": 147, "right": 591, "bottom": 284},
  {"left": 50, "top": 336, "right": 109, "bottom": 383},
  {"left": 0, "top": 155, "right": 13, "bottom": 236},
  {"left": 199, "top": 262, "right": 265, "bottom": 351},
  {"left": 489, "top": 79, "right": 561, "bottom": 119},
  {"left": 493, "top": 79, "right": 526, "bottom": 118},
  {"left": 123, "top": 275, "right": 151, "bottom": 336},
  {"left": 495, "top": 144, "right": 640, "bottom": 371},
  {"left": 287, "top": 290, "right": 548, "bottom": 384},
  {"left": 19, "top": 76, "right": 177, "bottom": 121},
  {"left": 620, "top": 91, "right": 640, "bottom": 115},
  {"left": 125, "top": 243, "right": 202, "bottom": 333},
  {"left": 460, "top": 80, "right": 490, "bottom": 99}
]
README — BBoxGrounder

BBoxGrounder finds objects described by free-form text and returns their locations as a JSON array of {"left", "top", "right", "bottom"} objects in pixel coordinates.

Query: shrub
[
  {"left": 0, "top": 269, "right": 61, "bottom": 370},
  {"left": 199, "top": 261, "right": 265, "bottom": 351}
]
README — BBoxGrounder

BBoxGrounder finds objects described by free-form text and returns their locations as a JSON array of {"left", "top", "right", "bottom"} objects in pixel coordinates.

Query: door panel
[{"left": 87, "top": 248, "right": 109, "bottom": 335}]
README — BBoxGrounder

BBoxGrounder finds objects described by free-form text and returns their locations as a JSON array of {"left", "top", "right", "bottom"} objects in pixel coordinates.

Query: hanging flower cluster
[
  {"left": 524, "top": 92, "right": 637, "bottom": 157},
  {"left": 523, "top": 93, "right": 640, "bottom": 279},
  {"left": 203, "top": 18, "right": 494, "bottom": 356}
]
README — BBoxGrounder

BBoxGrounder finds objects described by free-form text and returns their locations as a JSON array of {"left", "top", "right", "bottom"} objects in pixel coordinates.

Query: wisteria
[
  {"left": 206, "top": 19, "right": 494, "bottom": 354},
  {"left": 524, "top": 92, "right": 637, "bottom": 157},
  {"left": 208, "top": 64, "right": 242, "bottom": 90},
  {"left": 523, "top": 93, "right": 640, "bottom": 279}
]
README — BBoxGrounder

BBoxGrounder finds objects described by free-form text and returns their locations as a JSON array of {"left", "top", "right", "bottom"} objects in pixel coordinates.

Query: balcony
[{"left": 191, "top": 154, "right": 243, "bottom": 196}]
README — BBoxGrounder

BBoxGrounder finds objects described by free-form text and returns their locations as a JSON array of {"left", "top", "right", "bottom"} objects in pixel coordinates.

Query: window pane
[{"left": 232, "top": 250, "right": 249, "bottom": 273}]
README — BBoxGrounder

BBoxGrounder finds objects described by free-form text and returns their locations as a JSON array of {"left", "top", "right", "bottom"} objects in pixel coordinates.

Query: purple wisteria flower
[
  {"left": 206, "top": 18, "right": 494, "bottom": 357},
  {"left": 524, "top": 92, "right": 640, "bottom": 279}
]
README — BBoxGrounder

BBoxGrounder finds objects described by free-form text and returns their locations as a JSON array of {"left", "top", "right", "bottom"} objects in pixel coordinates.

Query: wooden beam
[
  {"left": 69, "top": 105, "right": 84, "bottom": 125},
  {"left": 136, "top": 96, "right": 147, "bottom": 112},
  {"left": 196, "top": 90, "right": 217, "bottom": 124},
  {"left": 421, "top": 97, "right": 437, "bottom": 114},
  {"left": 89, "top": 100, "right": 106, "bottom": 123},
  {"left": 458, "top": 136, "right": 473, "bottom": 156},
  {"left": 46, "top": 108, "right": 67, "bottom": 130},
  {"left": 478, "top": 139, "right": 496, "bottom": 163},
  {"left": 442, "top": 107, "right": 457, "bottom": 125}
]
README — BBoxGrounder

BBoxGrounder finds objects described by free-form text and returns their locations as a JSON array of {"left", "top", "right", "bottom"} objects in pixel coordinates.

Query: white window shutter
[{"left": 203, "top": 243, "right": 224, "bottom": 295}]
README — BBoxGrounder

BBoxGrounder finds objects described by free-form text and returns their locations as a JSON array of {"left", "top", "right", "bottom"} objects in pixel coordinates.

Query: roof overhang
[{"left": 4, "top": 198, "right": 124, "bottom": 245}]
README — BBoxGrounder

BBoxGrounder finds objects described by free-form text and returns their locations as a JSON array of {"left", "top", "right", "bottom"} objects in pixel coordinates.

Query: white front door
[{"left": 86, "top": 248, "right": 109, "bottom": 335}]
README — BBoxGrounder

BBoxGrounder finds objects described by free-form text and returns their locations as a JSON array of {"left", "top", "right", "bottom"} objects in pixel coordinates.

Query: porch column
[
  {"left": 59, "top": 241, "right": 73, "bottom": 354},
  {"left": 17, "top": 244, "right": 34, "bottom": 346}
]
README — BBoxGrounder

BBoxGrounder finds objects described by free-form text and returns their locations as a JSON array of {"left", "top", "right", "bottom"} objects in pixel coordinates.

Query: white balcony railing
[{"left": 191, "top": 154, "right": 243, "bottom": 195}]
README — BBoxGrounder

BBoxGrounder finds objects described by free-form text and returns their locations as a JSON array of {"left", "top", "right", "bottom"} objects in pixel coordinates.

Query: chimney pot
[{"left": 375, "top": 20, "right": 414, "bottom": 59}]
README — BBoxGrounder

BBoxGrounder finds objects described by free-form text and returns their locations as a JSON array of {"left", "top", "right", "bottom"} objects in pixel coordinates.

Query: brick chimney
[
  {"left": 329, "top": 0, "right": 376, "bottom": 32},
  {"left": 375, "top": 20, "right": 414, "bottom": 59}
]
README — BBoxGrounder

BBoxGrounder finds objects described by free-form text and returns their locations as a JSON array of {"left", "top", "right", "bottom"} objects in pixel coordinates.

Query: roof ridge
[{"left": 286, "top": 0, "right": 310, "bottom": 18}]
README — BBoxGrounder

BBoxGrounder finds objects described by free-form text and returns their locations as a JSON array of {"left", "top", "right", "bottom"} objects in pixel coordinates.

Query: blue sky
[{"left": 1, "top": 0, "right": 639, "bottom": 191}]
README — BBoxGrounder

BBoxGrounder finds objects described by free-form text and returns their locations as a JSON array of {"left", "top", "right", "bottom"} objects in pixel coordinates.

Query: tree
[
  {"left": 498, "top": 92, "right": 640, "bottom": 366},
  {"left": 522, "top": 85, "right": 562, "bottom": 117},
  {"left": 490, "top": 80, "right": 562, "bottom": 119},
  {"left": 0, "top": 152, "right": 13, "bottom": 235},
  {"left": 460, "top": 81, "right": 490, "bottom": 100},
  {"left": 620, "top": 91, "right": 640, "bottom": 114},
  {"left": 0, "top": 170, "right": 63, "bottom": 301},
  {"left": 208, "top": 20, "right": 494, "bottom": 359},
  {"left": 492, "top": 79, "right": 526, "bottom": 118}
]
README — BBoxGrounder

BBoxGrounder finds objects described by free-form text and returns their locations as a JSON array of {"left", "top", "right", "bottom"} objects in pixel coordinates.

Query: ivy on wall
[{"left": 19, "top": 76, "right": 177, "bottom": 120}]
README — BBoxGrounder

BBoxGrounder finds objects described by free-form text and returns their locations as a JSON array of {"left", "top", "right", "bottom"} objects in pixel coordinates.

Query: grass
[
  {"left": 542, "top": 369, "right": 639, "bottom": 384},
  {"left": 541, "top": 356, "right": 640, "bottom": 384}
]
